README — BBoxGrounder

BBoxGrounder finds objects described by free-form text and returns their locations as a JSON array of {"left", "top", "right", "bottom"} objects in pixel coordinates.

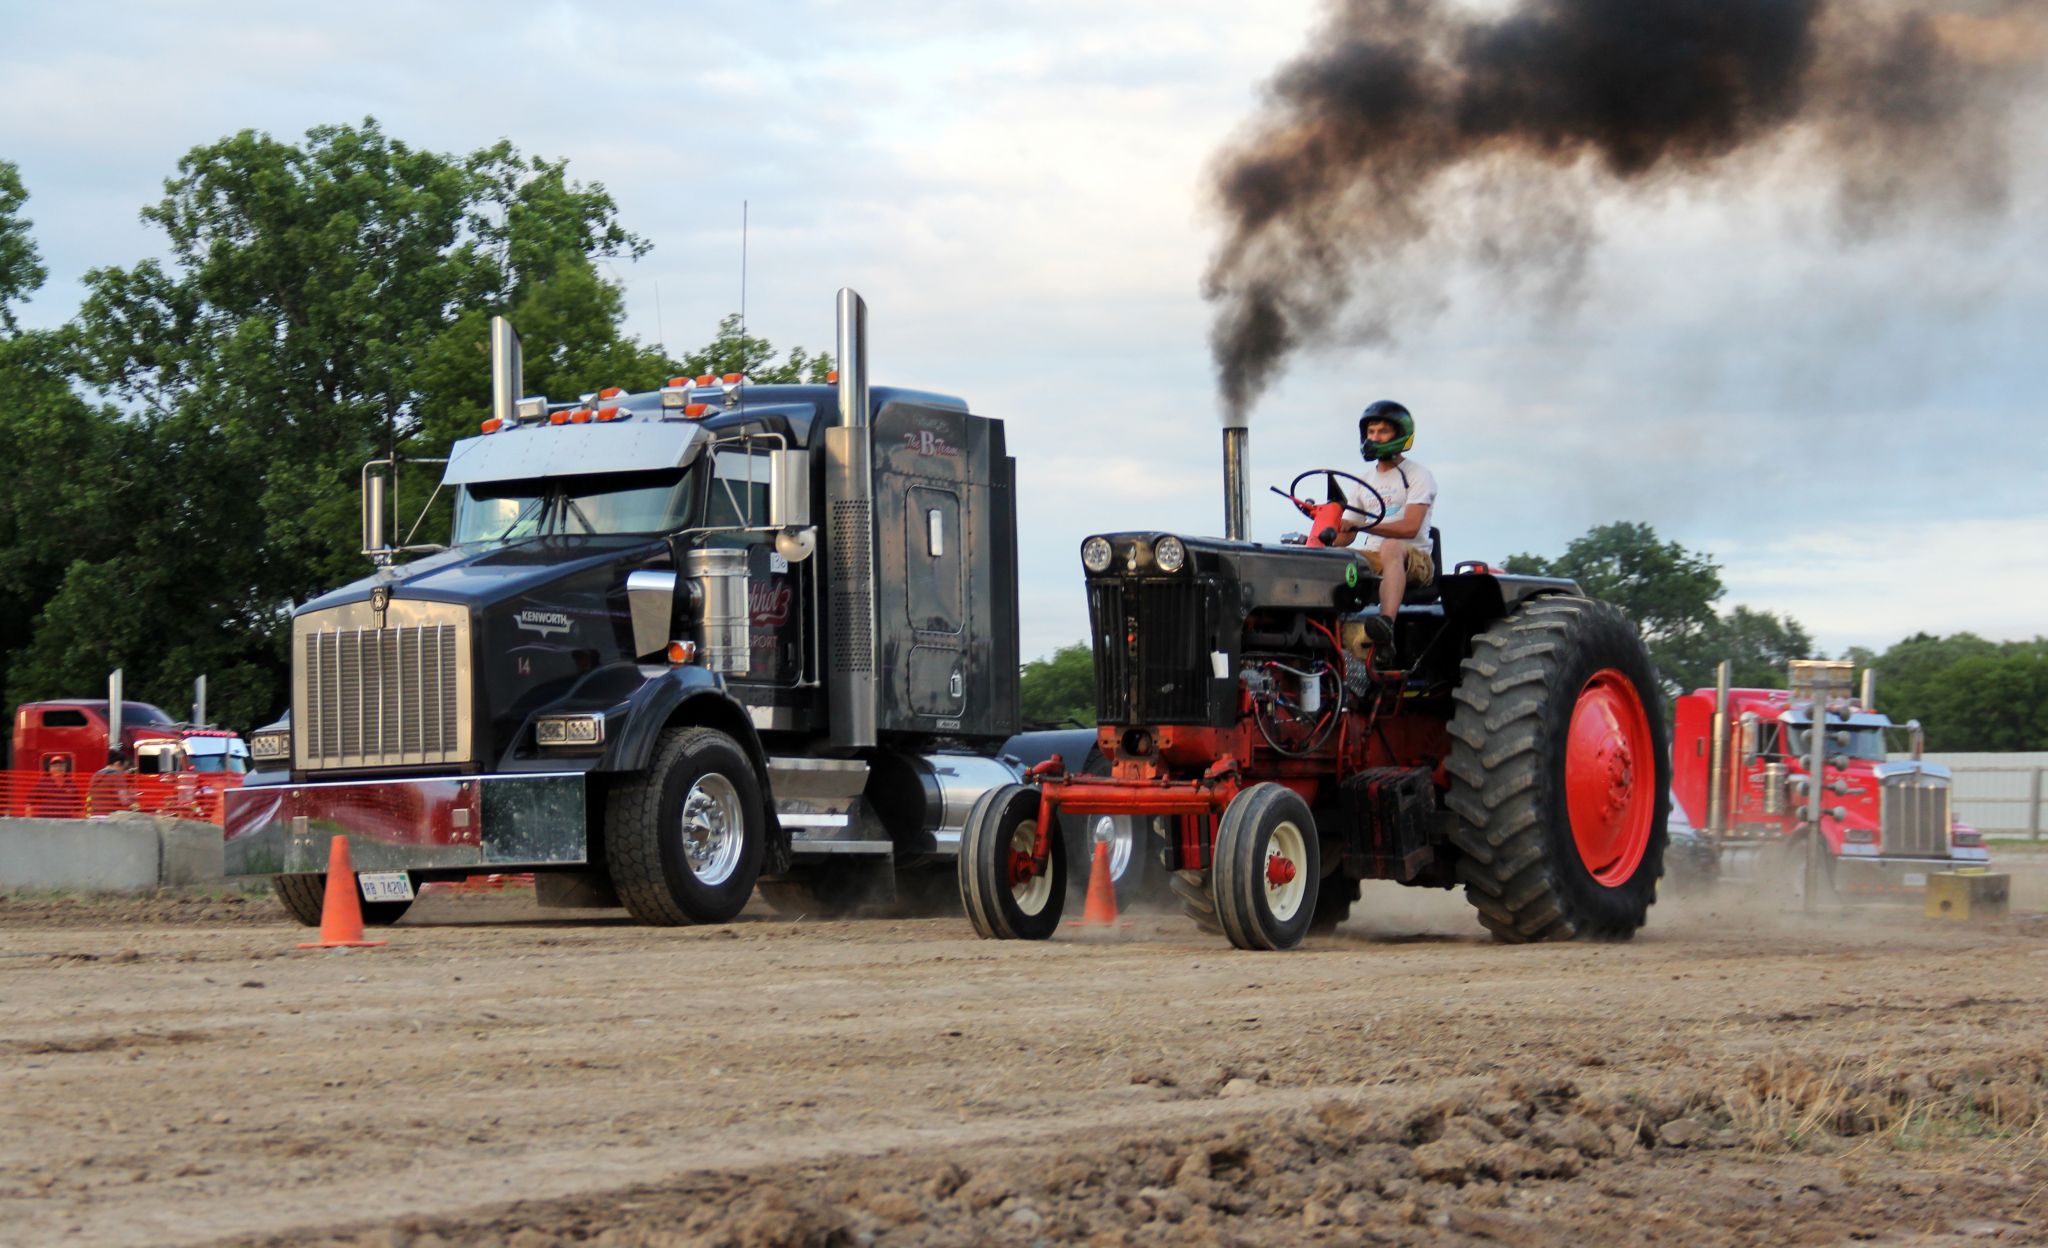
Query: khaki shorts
[{"left": 1361, "top": 542, "right": 1435, "bottom": 586}]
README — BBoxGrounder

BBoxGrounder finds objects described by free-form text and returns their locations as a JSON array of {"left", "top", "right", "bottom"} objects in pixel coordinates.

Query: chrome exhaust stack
[
  {"left": 1706, "top": 660, "right": 1731, "bottom": 838},
  {"left": 489, "top": 316, "right": 523, "bottom": 430},
  {"left": 826, "top": 288, "right": 879, "bottom": 748}
]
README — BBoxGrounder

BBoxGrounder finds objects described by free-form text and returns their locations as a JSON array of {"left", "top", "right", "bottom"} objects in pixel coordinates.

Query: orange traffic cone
[
  {"left": 296, "top": 835, "right": 388, "bottom": 949},
  {"left": 1072, "top": 840, "right": 1120, "bottom": 928}
]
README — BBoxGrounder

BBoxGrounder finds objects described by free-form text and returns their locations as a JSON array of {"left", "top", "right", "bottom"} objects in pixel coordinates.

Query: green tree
[
  {"left": 1861, "top": 632, "right": 2048, "bottom": 751},
  {"left": 674, "top": 313, "right": 832, "bottom": 384},
  {"left": 1019, "top": 643, "right": 1097, "bottom": 728},
  {"left": 1704, "top": 606, "right": 1814, "bottom": 690},
  {"left": 18, "top": 120, "right": 659, "bottom": 729},
  {"left": 0, "top": 162, "right": 49, "bottom": 331}
]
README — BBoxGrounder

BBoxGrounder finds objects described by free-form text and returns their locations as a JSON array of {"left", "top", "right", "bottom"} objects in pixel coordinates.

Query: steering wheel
[{"left": 1275, "top": 469, "right": 1387, "bottom": 533}]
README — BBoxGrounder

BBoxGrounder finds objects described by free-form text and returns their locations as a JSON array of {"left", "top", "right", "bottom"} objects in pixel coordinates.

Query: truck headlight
[
  {"left": 1154, "top": 535, "right": 1186, "bottom": 573},
  {"left": 535, "top": 714, "right": 605, "bottom": 748},
  {"left": 1081, "top": 536, "right": 1113, "bottom": 573},
  {"left": 250, "top": 731, "right": 291, "bottom": 763}
]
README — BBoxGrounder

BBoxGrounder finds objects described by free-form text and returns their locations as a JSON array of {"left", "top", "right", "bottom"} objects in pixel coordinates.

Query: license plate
[
  {"left": 358, "top": 871, "right": 415, "bottom": 902},
  {"left": 1903, "top": 872, "right": 1927, "bottom": 887}
]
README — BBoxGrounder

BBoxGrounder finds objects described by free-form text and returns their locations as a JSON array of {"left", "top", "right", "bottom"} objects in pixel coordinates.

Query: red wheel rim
[{"left": 1564, "top": 669, "right": 1654, "bottom": 888}]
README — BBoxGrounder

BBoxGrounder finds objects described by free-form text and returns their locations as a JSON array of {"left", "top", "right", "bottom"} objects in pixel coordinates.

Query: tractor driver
[{"left": 1335, "top": 400, "right": 1436, "bottom": 653}]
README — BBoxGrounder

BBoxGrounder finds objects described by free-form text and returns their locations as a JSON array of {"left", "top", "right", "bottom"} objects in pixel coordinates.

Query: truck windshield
[
  {"left": 1783, "top": 724, "right": 1888, "bottom": 762},
  {"left": 451, "top": 470, "right": 697, "bottom": 545}
]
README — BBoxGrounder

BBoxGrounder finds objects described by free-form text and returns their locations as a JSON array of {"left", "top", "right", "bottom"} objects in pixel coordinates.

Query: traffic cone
[
  {"left": 1074, "top": 840, "right": 1120, "bottom": 927},
  {"left": 296, "top": 835, "right": 388, "bottom": 949}
]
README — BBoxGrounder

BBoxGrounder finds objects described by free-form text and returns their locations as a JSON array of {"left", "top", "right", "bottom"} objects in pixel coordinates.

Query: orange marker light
[
  {"left": 666, "top": 377, "right": 690, "bottom": 389},
  {"left": 570, "top": 409, "right": 592, "bottom": 424},
  {"left": 683, "top": 402, "right": 708, "bottom": 418},
  {"left": 548, "top": 411, "right": 568, "bottom": 425},
  {"left": 480, "top": 418, "right": 503, "bottom": 434},
  {"left": 595, "top": 406, "right": 622, "bottom": 422},
  {"left": 721, "top": 372, "right": 743, "bottom": 384},
  {"left": 696, "top": 374, "right": 716, "bottom": 386},
  {"left": 826, "top": 370, "right": 839, "bottom": 383},
  {"left": 666, "top": 639, "right": 698, "bottom": 665},
  {"left": 598, "top": 386, "right": 623, "bottom": 399}
]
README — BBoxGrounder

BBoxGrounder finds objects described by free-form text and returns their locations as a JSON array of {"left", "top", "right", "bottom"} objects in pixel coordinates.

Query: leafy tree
[
  {"left": 1704, "top": 606, "right": 1814, "bottom": 690},
  {"left": 13, "top": 120, "right": 660, "bottom": 729},
  {"left": 1020, "top": 642, "right": 1097, "bottom": 728},
  {"left": 0, "top": 162, "right": 49, "bottom": 332},
  {"left": 1861, "top": 632, "right": 2048, "bottom": 751},
  {"left": 674, "top": 313, "right": 832, "bottom": 384}
]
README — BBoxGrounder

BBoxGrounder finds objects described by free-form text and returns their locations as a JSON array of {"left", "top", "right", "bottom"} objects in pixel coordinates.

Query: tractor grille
[
  {"left": 1087, "top": 579, "right": 1209, "bottom": 725},
  {"left": 1879, "top": 771, "right": 1951, "bottom": 857},
  {"left": 294, "top": 601, "right": 471, "bottom": 770}
]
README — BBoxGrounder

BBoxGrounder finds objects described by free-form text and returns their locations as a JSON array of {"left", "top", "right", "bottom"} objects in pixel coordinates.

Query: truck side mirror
[
  {"left": 363, "top": 471, "right": 388, "bottom": 564},
  {"left": 1907, "top": 719, "right": 1924, "bottom": 760}
]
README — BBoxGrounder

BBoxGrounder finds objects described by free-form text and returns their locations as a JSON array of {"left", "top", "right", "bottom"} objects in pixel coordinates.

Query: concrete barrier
[{"left": 0, "top": 815, "right": 225, "bottom": 892}]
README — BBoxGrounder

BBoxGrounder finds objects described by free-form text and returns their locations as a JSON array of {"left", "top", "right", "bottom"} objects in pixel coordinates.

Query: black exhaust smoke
[{"left": 1205, "top": 0, "right": 2044, "bottom": 408}]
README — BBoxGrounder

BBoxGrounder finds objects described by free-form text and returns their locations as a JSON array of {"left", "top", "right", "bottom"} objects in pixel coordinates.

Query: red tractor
[{"left": 959, "top": 469, "right": 1671, "bottom": 950}]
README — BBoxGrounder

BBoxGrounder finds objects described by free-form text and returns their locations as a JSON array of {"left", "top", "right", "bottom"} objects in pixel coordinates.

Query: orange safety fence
[{"left": 0, "top": 769, "right": 245, "bottom": 825}]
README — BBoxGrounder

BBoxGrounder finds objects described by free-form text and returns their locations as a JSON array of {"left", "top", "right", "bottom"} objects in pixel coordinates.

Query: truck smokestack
[
  {"left": 1205, "top": 0, "right": 2044, "bottom": 405},
  {"left": 107, "top": 668, "right": 123, "bottom": 767},
  {"left": 1860, "top": 667, "right": 1876, "bottom": 711},
  {"left": 836, "top": 289, "right": 869, "bottom": 429},
  {"left": 489, "top": 316, "right": 522, "bottom": 430}
]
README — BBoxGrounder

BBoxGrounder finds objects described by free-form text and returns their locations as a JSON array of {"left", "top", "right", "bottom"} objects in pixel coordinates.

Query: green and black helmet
[{"left": 1357, "top": 400, "right": 1414, "bottom": 462}]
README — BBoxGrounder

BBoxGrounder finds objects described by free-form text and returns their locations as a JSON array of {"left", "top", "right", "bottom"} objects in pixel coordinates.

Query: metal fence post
[{"left": 2031, "top": 766, "right": 2043, "bottom": 842}]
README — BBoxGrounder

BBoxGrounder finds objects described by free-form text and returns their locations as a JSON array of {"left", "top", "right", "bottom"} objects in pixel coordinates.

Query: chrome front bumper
[{"left": 223, "top": 773, "right": 587, "bottom": 875}]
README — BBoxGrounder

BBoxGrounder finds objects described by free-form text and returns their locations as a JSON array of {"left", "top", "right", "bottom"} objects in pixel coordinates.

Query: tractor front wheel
[
  {"left": 1213, "top": 783, "right": 1321, "bottom": 951},
  {"left": 1447, "top": 596, "right": 1669, "bottom": 942},
  {"left": 959, "top": 784, "right": 1066, "bottom": 940}
]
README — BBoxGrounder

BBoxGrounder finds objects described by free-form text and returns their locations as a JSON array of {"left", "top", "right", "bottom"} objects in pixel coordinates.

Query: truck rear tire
[
  {"left": 959, "top": 784, "right": 1066, "bottom": 940},
  {"left": 1447, "top": 595, "right": 1669, "bottom": 942},
  {"left": 605, "top": 726, "right": 766, "bottom": 926},
  {"left": 1213, "top": 783, "right": 1321, "bottom": 951},
  {"left": 271, "top": 873, "right": 413, "bottom": 927}
]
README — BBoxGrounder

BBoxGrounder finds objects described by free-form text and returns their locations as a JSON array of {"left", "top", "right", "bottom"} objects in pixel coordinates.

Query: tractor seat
[{"left": 1402, "top": 527, "right": 1445, "bottom": 605}]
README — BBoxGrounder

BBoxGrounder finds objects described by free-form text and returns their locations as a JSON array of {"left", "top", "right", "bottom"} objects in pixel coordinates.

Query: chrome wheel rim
[
  {"left": 1094, "top": 815, "right": 1135, "bottom": 882},
  {"left": 679, "top": 773, "right": 744, "bottom": 885},
  {"left": 1266, "top": 820, "right": 1309, "bottom": 923}
]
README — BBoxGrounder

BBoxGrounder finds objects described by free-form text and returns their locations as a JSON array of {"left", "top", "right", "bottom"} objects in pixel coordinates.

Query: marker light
[
  {"left": 570, "top": 409, "right": 592, "bottom": 424},
  {"left": 721, "top": 373, "right": 743, "bottom": 384},
  {"left": 598, "top": 386, "right": 624, "bottom": 399},
  {"left": 683, "top": 402, "right": 709, "bottom": 419},
  {"left": 549, "top": 411, "right": 568, "bottom": 426},
  {"left": 595, "top": 406, "right": 623, "bottom": 422},
  {"left": 480, "top": 418, "right": 503, "bottom": 434},
  {"left": 667, "top": 639, "right": 699, "bottom": 665}
]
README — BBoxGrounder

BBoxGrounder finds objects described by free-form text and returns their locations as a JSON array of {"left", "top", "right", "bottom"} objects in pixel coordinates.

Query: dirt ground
[{"left": 3, "top": 851, "right": 2045, "bottom": 1248}]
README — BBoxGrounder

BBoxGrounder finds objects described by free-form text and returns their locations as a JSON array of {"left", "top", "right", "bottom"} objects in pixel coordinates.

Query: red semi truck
[
  {"left": 1670, "top": 660, "right": 1988, "bottom": 898},
  {"left": 5, "top": 699, "right": 249, "bottom": 819}
]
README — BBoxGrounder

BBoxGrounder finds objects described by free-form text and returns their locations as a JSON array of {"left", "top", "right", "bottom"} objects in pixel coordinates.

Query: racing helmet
[{"left": 1357, "top": 400, "right": 1414, "bottom": 461}]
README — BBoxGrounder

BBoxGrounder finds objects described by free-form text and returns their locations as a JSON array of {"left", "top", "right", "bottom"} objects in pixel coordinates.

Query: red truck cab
[{"left": 10, "top": 700, "right": 183, "bottom": 772}]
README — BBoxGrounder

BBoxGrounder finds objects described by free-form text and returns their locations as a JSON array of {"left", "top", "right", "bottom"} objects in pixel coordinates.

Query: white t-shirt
[{"left": 1342, "top": 457, "right": 1437, "bottom": 552}]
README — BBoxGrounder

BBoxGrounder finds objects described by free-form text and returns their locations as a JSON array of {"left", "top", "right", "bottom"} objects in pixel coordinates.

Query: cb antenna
[{"left": 739, "top": 200, "right": 748, "bottom": 416}]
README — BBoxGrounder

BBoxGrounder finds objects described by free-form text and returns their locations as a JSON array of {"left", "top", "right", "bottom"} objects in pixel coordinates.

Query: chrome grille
[
  {"left": 1880, "top": 772, "right": 1950, "bottom": 857},
  {"left": 294, "top": 600, "right": 471, "bottom": 770}
]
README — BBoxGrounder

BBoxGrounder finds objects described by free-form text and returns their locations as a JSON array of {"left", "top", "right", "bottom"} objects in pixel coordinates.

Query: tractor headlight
[
  {"left": 249, "top": 730, "right": 291, "bottom": 763},
  {"left": 1081, "top": 536, "right": 1114, "bottom": 574},
  {"left": 1154, "top": 535, "right": 1186, "bottom": 573}
]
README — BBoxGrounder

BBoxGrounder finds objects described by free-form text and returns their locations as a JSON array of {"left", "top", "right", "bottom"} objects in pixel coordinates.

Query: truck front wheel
[
  {"left": 1447, "top": 596, "right": 1669, "bottom": 942},
  {"left": 959, "top": 784, "right": 1066, "bottom": 940},
  {"left": 271, "top": 873, "right": 413, "bottom": 927},
  {"left": 606, "top": 727, "right": 766, "bottom": 926}
]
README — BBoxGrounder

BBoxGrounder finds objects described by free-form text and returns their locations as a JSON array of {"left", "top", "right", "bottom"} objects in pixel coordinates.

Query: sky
[{"left": 2, "top": 1, "right": 2044, "bottom": 666}]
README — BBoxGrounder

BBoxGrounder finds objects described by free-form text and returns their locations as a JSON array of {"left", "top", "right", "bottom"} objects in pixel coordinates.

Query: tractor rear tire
[
  {"left": 1446, "top": 595, "right": 1669, "bottom": 943},
  {"left": 959, "top": 784, "right": 1066, "bottom": 940},
  {"left": 605, "top": 727, "right": 766, "bottom": 926},
  {"left": 271, "top": 873, "right": 413, "bottom": 927},
  {"left": 1213, "top": 783, "right": 1321, "bottom": 951}
]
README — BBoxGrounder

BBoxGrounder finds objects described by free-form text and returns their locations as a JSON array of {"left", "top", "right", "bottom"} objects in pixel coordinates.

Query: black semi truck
[{"left": 225, "top": 291, "right": 1128, "bottom": 925}]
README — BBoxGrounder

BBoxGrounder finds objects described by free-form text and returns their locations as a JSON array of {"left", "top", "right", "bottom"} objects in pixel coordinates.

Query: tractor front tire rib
[
  {"left": 1446, "top": 595, "right": 1669, "bottom": 943},
  {"left": 605, "top": 726, "right": 766, "bottom": 926}
]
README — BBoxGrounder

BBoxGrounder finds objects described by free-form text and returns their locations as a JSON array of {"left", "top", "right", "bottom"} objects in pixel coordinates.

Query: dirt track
[{"left": 3, "top": 862, "right": 2045, "bottom": 1247}]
